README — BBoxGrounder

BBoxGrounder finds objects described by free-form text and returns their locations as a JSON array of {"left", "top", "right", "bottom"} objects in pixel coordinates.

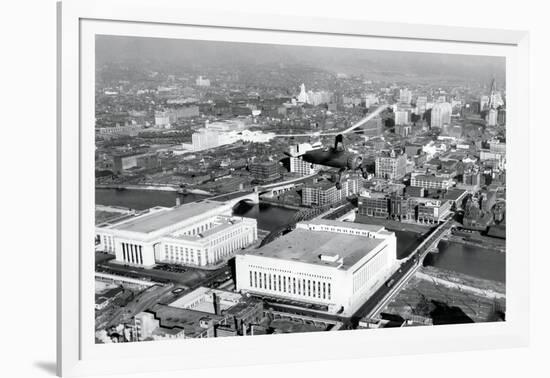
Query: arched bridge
[{"left": 209, "top": 191, "right": 259, "bottom": 207}]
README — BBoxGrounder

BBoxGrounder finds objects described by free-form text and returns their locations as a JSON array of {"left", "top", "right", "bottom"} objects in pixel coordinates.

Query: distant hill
[{"left": 96, "top": 35, "right": 505, "bottom": 84}]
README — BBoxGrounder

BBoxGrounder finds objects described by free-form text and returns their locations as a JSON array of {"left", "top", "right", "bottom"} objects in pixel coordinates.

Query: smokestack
[
  {"left": 212, "top": 292, "right": 220, "bottom": 315},
  {"left": 176, "top": 197, "right": 181, "bottom": 207}
]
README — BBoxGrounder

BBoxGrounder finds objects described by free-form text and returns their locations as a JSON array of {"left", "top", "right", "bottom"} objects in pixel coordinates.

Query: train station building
[
  {"left": 235, "top": 220, "right": 398, "bottom": 316},
  {"left": 96, "top": 199, "right": 257, "bottom": 268}
]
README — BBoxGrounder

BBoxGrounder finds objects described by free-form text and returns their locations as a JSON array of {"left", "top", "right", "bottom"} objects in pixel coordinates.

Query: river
[
  {"left": 95, "top": 188, "right": 208, "bottom": 209},
  {"left": 424, "top": 240, "right": 505, "bottom": 283},
  {"left": 96, "top": 188, "right": 505, "bottom": 282},
  {"left": 95, "top": 188, "right": 297, "bottom": 232}
]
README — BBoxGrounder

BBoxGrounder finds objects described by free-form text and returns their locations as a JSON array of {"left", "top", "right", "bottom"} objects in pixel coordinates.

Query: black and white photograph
[
  {"left": 7, "top": 0, "right": 550, "bottom": 377},
  {"left": 93, "top": 35, "right": 507, "bottom": 343}
]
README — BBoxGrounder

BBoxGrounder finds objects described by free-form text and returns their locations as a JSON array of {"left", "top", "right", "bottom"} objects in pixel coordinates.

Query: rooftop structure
[
  {"left": 169, "top": 287, "right": 243, "bottom": 314},
  {"left": 253, "top": 228, "right": 384, "bottom": 269}
]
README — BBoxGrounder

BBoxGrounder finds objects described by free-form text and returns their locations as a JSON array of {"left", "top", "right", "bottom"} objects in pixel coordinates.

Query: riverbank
[
  {"left": 382, "top": 266, "right": 505, "bottom": 323},
  {"left": 418, "top": 266, "right": 505, "bottom": 299},
  {"left": 444, "top": 233, "right": 506, "bottom": 253},
  {"left": 96, "top": 184, "right": 213, "bottom": 195}
]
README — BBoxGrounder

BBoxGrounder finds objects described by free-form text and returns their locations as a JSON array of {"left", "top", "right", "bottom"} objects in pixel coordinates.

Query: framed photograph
[{"left": 57, "top": 0, "right": 530, "bottom": 376}]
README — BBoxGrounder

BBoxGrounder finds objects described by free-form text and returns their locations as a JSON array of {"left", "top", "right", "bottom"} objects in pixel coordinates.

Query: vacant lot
[{"left": 382, "top": 267, "right": 505, "bottom": 323}]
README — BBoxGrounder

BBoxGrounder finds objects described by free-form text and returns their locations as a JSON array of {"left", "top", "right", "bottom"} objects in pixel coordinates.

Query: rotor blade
[
  {"left": 272, "top": 104, "right": 387, "bottom": 138},
  {"left": 340, "top": 104, "right": 388, "bottom": 134}
]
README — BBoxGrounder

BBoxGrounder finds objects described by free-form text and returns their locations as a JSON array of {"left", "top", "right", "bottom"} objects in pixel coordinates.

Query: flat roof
[
  {"left": 166, "top": 216, "right": 245, "bottom": 241},
  {"left": 413, "top": 175, "right": 450, "bottom": 182},
  {"left": 299, "top": 219, "right": 386, "bottom": 233},
  {"left": 444, "top": 188, "right": 467, "bottom": 201},
  {"left": 148, "top": 304, "right": 225, "bottom": 338},
  {"left": 249, "top": 228, "right": 385, "bottom": 269},
  {"left": 112, "top": 200, "right": 223, "bottom": 234},
  {"left": 304, "top": 180, "right": 335, "bottom": 190}
]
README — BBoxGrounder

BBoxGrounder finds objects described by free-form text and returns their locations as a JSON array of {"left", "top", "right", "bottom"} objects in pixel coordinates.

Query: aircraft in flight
[{"left": 282, "top": 104, "right": 388, "bottom": 189}]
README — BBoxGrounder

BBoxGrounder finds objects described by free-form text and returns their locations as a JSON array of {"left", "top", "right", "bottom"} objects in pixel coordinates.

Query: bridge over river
[{"left": 358, "top": 218, "right": 456, "bottom": 321}]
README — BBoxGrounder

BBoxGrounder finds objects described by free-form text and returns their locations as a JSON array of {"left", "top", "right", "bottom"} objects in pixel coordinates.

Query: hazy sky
[{"left": 96, "top": 35, "right": 505, "bottom": 83}]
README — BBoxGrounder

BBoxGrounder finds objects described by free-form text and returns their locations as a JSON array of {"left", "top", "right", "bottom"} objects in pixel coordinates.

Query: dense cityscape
[{"left": 94, "top": 36, "right": 506, "bottom": 343}]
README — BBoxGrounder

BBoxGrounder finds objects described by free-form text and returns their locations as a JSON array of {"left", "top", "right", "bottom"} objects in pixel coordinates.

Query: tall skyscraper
[
  {"left": 399, "top": 88, "right": 412, "bottom": 104},
  {"left": 395, "top": 109, "right": 410, "bottom": 125},
  {"left": 487, "top": 108, "right": 498, "bottom": 126},
  {"left": 431, "top": 102, "right": 452, "bottom": 128},
  {"left": 480, "top": 95, "right": 490, "bottom": 111},
  {"left": 297, "top": 83, "right": 308, "bottom": 103},
  {"left": 415, "top": 96, "right": 428, "bottom": 114}
]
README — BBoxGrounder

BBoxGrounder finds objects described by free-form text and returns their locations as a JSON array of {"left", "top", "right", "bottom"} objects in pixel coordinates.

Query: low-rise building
[
  {"left": 416, "top": 199, "right": 452, "bottom": 224},
  {"left": 302, "top": 176, "right": 363, "bottom": 206},
  {"left": 357, "top": 192, "right": 389, "bottom": 218},
  {"left": 134, "top": 305, "right": 223, "bottom": 340},
  {"left": 375, "top": 151, "right": 407, "bottom": 180},
  {"left": 290, "top": 156, "right": 321, "bottom": 176},
  {"left": 113, "top": 152, "right": 158, "bottom": 174},
  {"left": 358, "top": 193, "right": 412, "bottom": 221},
  {"left": 249, "top": 161, "right": 281, "bottom": 182},
  {"left": 411, "top": 174, "right": 453, "bottom": 191}
]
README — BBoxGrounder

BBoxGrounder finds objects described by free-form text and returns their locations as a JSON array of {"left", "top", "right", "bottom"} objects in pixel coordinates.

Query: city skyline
[{"left": 96, "top": 35, "right": 505, "bottom": 84}]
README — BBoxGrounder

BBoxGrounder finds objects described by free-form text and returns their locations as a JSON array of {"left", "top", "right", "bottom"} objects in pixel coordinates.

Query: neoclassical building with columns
[{"left": 96, "top": 199, "right": 257, "bottom": 268}]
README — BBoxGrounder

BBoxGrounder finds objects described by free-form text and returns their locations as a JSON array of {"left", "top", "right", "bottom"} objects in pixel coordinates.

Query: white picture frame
[{"left": 57, "top": 0, "right": 530, "bottom": 376}]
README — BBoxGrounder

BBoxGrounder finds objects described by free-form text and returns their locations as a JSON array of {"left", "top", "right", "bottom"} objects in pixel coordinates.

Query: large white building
[
  {"left": 190, "top": 120, "right": 275, "bottom": 152},
  {"left": 364, "top": 93, "right": 379, "bottom": 108},
  {"left": 195, "top": 75, "right": 211, "bottom": 87},
  {"left": 192, "top": 128, "right": 223, "bottom": 151},
  {"left": 235, "top": 220, "right": 397, "bottom": 315},
  {"left": 290, "top": 156, "right": 321, "bottom": 176},
  {"left": 375, "top": 151, "right": 408, "bottom": 180},
  {"left": 296, "top": 83, "right": 332, "bottom": 106},
  {"left": 96, "top": 200, "right": 257, "bottom": 268},
  {"left": 399, "top": 88, "right": 412, "bottom": 105},
  {"left": 411, "top": 174, "right": 454, "bottom": 190},
  {"left": 415, "top": 96, "right": 428, "bottom": 114},
  {"left": 431, "top": 102, "right": 452, "bottom": 128},
  {"left": 486, "top": 108, "right": 498, "bottom": 126},
  {"left": 154, "top": 111, "right": 171, "bottom": 128},
  {"left": 302, "top": 175, "right": 364, "bottom": 206},
  {"left": 394, "top": 109, "right": 410, "bottom": 125}
]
